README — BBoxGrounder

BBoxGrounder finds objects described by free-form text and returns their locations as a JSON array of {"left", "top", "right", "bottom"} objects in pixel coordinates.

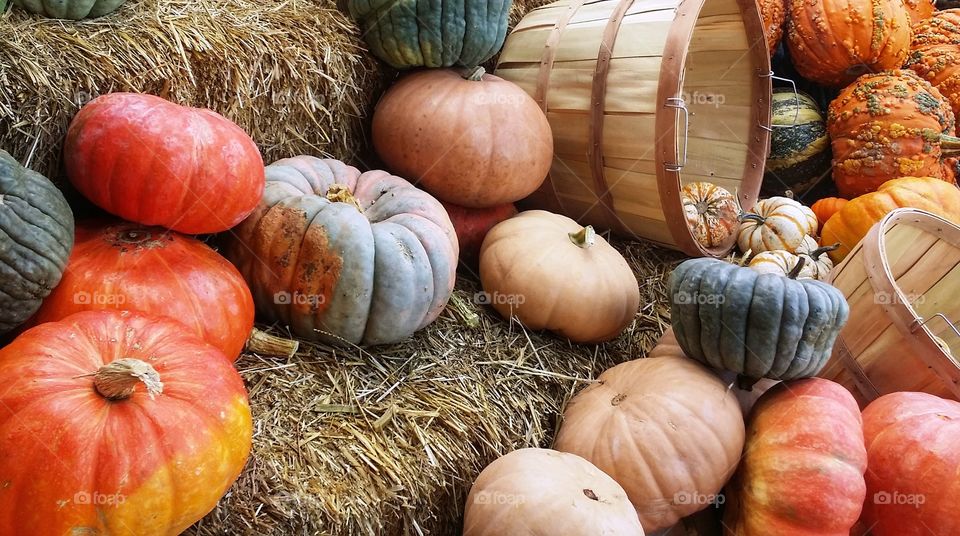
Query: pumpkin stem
[
  {"left": 737, "top": 374, "right": 760, "bottom": 391},
  {"left": 941, "top": 134, "right": 960, "bottom": 156},
  {"left": 93, "top": 358, "right": 163, "bottom": 401},
  {"left": 805, "top": 242, "right": 840, "bottom": 261},
  {"left": 786, "top": 255, "right": 807, "bottom": 279},
  {"left": 326, "top": 184, "right": 364, "bottom": 213},
  {"left": 738, "top": 213, "right": 766, "bottom": 225},
  {"left": 461, "top": 66, "right": 486, "bottom": 82},
  {"left": 245, "top": 327, "right": 300, "bottom": 358},
  {"left": 568, "top": 226, "right": 596, "bottom": 248}
]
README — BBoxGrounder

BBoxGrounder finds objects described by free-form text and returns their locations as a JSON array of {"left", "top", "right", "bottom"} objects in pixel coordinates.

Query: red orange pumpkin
[
  {"left": 441, "top": 201, "right": 517, "bottom": 268},
  {"left": 810, "top": 197, "right": 847, "bottom": 229}
]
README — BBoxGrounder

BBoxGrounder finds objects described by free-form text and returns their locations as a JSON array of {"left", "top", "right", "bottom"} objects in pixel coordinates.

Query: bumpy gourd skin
[
  {"left": 670, "top": 258, "right": 849, "bottom": 380},
  {"left": 347, "top": 0, "right": 511, "bottom": 69},
  {"left": 14, "top": 0, "right": 126, "bottom": 19},
  {"left": 0, "top": 150, "right": 74, "bottom": 334}
]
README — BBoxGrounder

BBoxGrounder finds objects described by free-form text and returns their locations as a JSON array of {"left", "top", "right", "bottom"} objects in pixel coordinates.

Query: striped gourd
[
  {"left": 737, "top": 196, "right": 817, "bottom": 254},
  {"left": 762, "top": 89, "right": 831, "bottom": 197}
]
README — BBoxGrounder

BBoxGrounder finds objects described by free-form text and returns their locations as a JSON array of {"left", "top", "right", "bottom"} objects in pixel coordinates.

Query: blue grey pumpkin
[
  {"left": 14, "top": 0, "right": 125, "bottom": 19},
  {"left": 669, "top": 258, "right": 849, "bottom": 380},
  {"left": 0, "top": 150, "right": 74, "bottom": 334}
]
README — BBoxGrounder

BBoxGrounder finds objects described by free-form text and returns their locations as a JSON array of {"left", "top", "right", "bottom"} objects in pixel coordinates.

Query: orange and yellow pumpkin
[{"left": 908, "top": 10, "right": 960, "bottom": 120}]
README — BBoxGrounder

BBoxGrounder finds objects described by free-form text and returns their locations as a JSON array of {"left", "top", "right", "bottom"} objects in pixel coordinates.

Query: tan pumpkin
[
  {"left": 737, "top": 197, "right": 818, "bottom": 254},
  {"left": 554, "top": 354, "right": 745, "bottom": 532},
  {"left": 463, "top": 448, "right": 644, "bottom": 536},
  {"left": 479, "top": 210, "right": 640, "bottom": 343},
  {"left": 681, "top": 182, "right": 740, "bottom": 249}
]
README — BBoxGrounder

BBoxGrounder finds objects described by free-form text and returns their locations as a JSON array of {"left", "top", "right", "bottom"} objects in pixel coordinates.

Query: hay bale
[
  {"left": 0, "top": 0, "right": 382, "bottom": 180},
  {"left": 188, "top": 239, "right": 682, "bottom": 536}
]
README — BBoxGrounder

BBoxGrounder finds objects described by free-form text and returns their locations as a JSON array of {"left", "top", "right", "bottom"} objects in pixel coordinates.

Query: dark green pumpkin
[
  {"left": 0, "top": 150, "right": 74, "bottom": 334},
  {"left": 13, "top": 0, "right": 125, "bottom": 19},
  {"left": 346, "top": 0, "right": 512, "bottom": 69},
  {"left": 669, "top": 258, "right": 848, "bottom": 380},
  {"left": 762, "top": 89, "right": 832, "bottom": 197}
]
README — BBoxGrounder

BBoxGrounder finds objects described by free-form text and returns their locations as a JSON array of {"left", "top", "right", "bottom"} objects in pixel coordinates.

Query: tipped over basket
[
  {"left": 819, "top": 209, "right": 960, "bottom": 407},
  {"left": 495, "top": 0, "right": 772, "bottom": 257}
]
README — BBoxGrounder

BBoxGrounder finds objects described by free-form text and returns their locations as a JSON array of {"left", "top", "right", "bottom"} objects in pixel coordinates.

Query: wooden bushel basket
[
  {"left": 819, "top": 209, "right": 960, "bottom": 407},
  {"left": 495, "top": 0, "right": 772, "bottom": 257}
]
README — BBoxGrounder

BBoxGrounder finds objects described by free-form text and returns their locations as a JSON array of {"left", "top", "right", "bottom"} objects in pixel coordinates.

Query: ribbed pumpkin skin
[
  {"left": 723, "top": 379, "right": 867, "bottom": 535},
  {"left": 905, "top": 0, "right": 935, "bottom": 24},
  {"left": 346, "top": 0, "right": 511, "bottom": 69},
  {"left": 810, "top": 197, "right": 847, "bottom": 229},
  {"left": 554, "top": 356, "right": 745, "bottom": 532},
  {"left": 0, "top": 310, "right": 253, "bottom": 535},
  {"left": 681, "top": 182, "right": 740, "bottom": 249},
  {"left": 29, "top": 221, "right": 255, "bottom": 361},
  {"left": 0, "top": 150, "right": 74, "bottom": 335},
  {"left": 861, "top": 392, "right": 960, "bottom": 536},
  {"left": 821, "top": 177, "right": 960, "bottom": 261},
  {"left": 763, "top": 89, "right": 831, "bottom": 197},
  {"left": 226, "top": 156, "right": 458, "bottom": 346},
  {"left": 670, "top": 258, "right": 849, "bottom": 380},
  {"left": 736, "top": 196, "right": 818, "bottom": 254},
  {"left": 828, "top": 70, "right": 957, "bottom": 198},
  {"left": 13, "top": 0, "right": 124, "bottom": 19},
  {"left": 786, "top": 0, "right": 911, "bottom": 86},
  {"left": 759, "top": 0, "right": 786, "bottom": 55},
  {"left": 908, "top": 11, "right": 960, "bottom": 120},
  {"left": 64, "top": 93, "right": 265, "bottom": 234},
  {"left": 463, "top": 449, "right": 644, "bottom": 536}
]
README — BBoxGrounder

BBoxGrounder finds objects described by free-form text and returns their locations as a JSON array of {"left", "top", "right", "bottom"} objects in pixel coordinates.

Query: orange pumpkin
[
  {"left": 786, "top": 0, "right": 911, "bottom": 86},
  {"left": 821, "top": 176, "right": 960, "bottom": 261},
  {"left": 905, "top": 0, "right": 936, "bottom": 24},
  {"left": 810, "top": 197, "right": 848, "bottom": 229},
  {"left": 828, "top": 70, "right": 960, "bottom": 198},
  {"left": 758, "top": 0, "right": 786, "bottom": 55},
  {"left": 0, "top": 310, "right": 252, "bottom": 535},
  {"left": 908, "top": 10, "right": 960, "bottom": 120}
]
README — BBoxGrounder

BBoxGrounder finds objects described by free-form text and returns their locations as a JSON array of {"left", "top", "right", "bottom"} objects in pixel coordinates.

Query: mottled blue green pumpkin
[
  {"left": 670, "top": 258, "right": 849, "bottom": 380},
  {"left": 346, "top": 0, "right": 512, "bottom": 69},
  {"left": 14, "top": 0, "right": 125, "bottom": 19}
]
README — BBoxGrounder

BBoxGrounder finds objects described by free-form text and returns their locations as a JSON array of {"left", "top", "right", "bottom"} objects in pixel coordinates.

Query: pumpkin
[
  {"left": 758, "top": 0, "right": 787, "bottom": 55},
  {"left": 13, "top": 0, "right": 124, "bottom": 18},
  {"left": 810, "top": 197, "right": 848, "bottom": 229},
  {"left": 861, "top": 392, "right": 960, "bottom": 535},
  {"left": 553, "top": 354, "right": 745, "bottom": 532},
  {"left": 64, "top": 93, "right": 265, "bottom": 234},
  {"left": 762, "top": 89, "right": 832, "bottom": 197},
  {"left": 440, "top": 201, "right": 517, "bottom": 268},
  {"left": 736, "top": 196, "right": 818, "bottom": 254},
  {"left": 748, "top": 248, "right": 816, "bottom": 279},
  {"left": 795, "top": 236, "right": 837, "bottom": 280},
  {"left": 907, "top": 10, "right": 960, "bottom": 120},
  {"left": 681, "top": 182, "right": 740, "bottom": 249},
  {"left": 670, "top": 258, "right": 850, "bottom": 380},
  {"left": 827, "top": 70, "right": 960, "bottom": 198},
  {"left": 226, "top": 156, "right": 458, "bottom": 346},
  {"left": 0, "top": 310, "right": 252, "bottom": 535},
  {"left": 905, "top": 0, "right": 936, "bottom": 23},
  {"left": 29, "top": 220, "right": 255, "bottom": 361},
  {"left": 0, "top": 150, "right": 74, "bottom": 335},
  {"left": 372, "top": 67, "right": 553, "bottom": 208},
  {"left": 344, "top": 0, "right": 511, "bottom": 70},
  {"left": 723, "top": 378, "right": 867, "bottom": 535},
  {"left": 463, "top": 448, "right": 644, "bottom": 536},
  {"left": 821, "top": 176, "right": 960, "bottom": 261},
  {"left": 785, "top": 0, "right": 911, "bottom": 86},
  {"left": 479, "top": 210, "right": 639, "bottom": 343}
]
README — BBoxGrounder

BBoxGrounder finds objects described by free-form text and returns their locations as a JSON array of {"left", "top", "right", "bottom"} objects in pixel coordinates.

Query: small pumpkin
[
  {"left": 463, "top": 448, "right": 644, "bottom": 536},
  {"left": 861, "top": 392, "right": 960, "bottom": 535},
  {"left": 13, "top": 0, "right": 124, "bottom": 18},
  {"left": 29, "top": 221, "right": 255, "bottom": 361},
  {"left": 0, "top": 310, "right": 252, "bottom": 534},
  {"left": 670, "top": 258, "right": 850, "bottom": 380},
  {"left": 344, "top": 0, "right": 511, "bottom": 70},
  {"left": 762, "top": 89, "right": 831, "bottom": 197},
  {"left": 554, "top": 355, "right": 745, "bottom": 532},
  {"left": 821, "top": 176, "right": 960, "bottom": 262},
  {"left": 795, "top": 236, "right": 837, "bottom": 280},
  {"left": 827, "top": 70, "right": 960, "bottom": 198},
  {"left": 810, "top": 197, "right": 848, "bottom": 229},
  {"left": 758, "top": 0, "right": 787, "bottom": 55},
  {"left": 785, "top": 0, "right": 911, "bottom": 86},
  {"left": 226, "top": 156, "right": 458, "bottom": 346},
  {"left": 65, "top": 93, "right": 265, "bottom": 234},
  {"left": 736, "top": 196, "right": 818, "bottom": 254},
  {"left": 372, "top": 67, "right": 553, "bottom": 208},
  {"left": 907, "top": 10, "right": 960, "bottom": 120},
  {"left": 479, "top": 210, "right": 640, "bottom": 343},
  {"left": 681, "top": 182, "right": 740, "bottom": 249},
  {"left": 748, "top": 248, "right": 815, "bottom": 279},
  {"left": 440, "top": 201, "right": 517, "bottom": 268},
  {"left": 723, "top": 378, "right": 867, "bottom": 535},
  {"left": 0, "top": 150, "right": 74, "bottom": 335}
]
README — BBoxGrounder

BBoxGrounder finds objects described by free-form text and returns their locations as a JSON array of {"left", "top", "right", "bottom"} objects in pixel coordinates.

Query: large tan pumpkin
[
  {"left": 463, "top": 448, "right": 644, "bottom": 536},
  {"left": 554, "top": 355, "right": 746, "bottom": 532}
]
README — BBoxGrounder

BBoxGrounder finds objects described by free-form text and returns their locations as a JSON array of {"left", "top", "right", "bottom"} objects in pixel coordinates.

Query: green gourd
[{"left": 762, "top": 89, "right": 831, "bottom": 197}]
